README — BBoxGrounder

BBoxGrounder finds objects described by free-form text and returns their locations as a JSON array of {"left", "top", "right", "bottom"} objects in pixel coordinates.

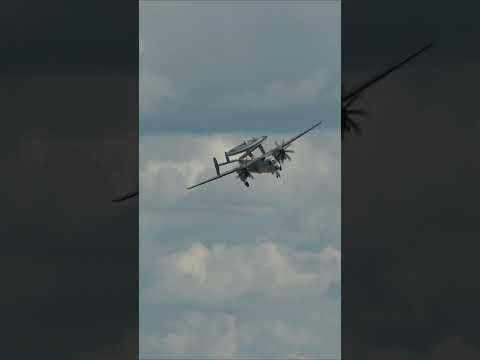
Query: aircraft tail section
[{"left": 213, "top": 157, "right": 220, "bottom": 175}]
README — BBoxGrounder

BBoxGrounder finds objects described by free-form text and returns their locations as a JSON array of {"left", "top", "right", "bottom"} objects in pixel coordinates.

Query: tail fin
[{"left": 213, "top": 157, "right": 220, "bottom": 175}]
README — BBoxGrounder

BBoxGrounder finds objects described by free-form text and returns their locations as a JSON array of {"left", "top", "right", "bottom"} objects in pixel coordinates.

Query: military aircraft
[
  {"left": 186, "top": 120, "right": 322, "bottom": 189},
  {"left": 342, "top": 42, "right": 433, "bottom": 139}
]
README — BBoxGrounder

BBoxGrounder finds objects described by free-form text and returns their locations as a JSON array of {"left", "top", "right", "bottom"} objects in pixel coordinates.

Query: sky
[{"left": 139, "top": 2, "right": 340, "bottom": 359}]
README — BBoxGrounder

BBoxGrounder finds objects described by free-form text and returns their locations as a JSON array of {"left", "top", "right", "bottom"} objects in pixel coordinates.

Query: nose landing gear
[{"left": 244, "top": 181, "right": 250, "bottom": 187}]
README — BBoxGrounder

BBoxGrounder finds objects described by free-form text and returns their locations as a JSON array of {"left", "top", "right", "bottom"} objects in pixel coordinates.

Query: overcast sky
[{"left": 140, "top": 2, "right": 340, "bottom": 359}]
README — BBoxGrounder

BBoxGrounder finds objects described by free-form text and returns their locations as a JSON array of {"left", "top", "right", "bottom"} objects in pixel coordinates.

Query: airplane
[
  {"left": 342, "top": 42, "right": 433, "bottom": 139},
  {"left": 186, "top": 120, "right": 322, "bottom": 190}
]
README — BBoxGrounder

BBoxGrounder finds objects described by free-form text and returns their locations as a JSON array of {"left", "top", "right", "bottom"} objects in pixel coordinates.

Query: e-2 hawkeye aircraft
[{"left": 186, "top": 120, "right": 322, "bottom": 190}]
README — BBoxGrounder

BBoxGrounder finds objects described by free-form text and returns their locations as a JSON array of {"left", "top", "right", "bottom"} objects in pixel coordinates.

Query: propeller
[
  {"left": 340, "top": 42, "right": 433, "bottom": 139},
  {"left": 342, "top": 85, "right": 368, "bottom": 138},
  {"left": 273, "top": 139, "right": 295, "bottom": 164}
]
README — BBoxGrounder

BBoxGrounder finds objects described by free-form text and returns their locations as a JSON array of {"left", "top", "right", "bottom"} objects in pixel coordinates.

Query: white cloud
[
  {"left": 145, "top": 241, "right": 340, "bottom": 303},
  {"left": 139, "top": 129, "right": 339, "bottom": 210},
  {"left": 175, "top": 243, "right": 209, "bottom": 284},
  {"left": 142, "top": 312, "right": 241, "bottom": 359},
  {"left": 141, "top": 310, "right": 339, "bottom": 359},
  {"left": 139, "top": 2, "right": 340, "bottom": 358},
  {"left": 139, "top": 129, "right": 340, "bottom": 358}
]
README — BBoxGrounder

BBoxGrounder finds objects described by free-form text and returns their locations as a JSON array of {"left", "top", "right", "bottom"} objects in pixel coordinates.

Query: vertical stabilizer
[{"left": 213, "top": 157, "right": 220, "bottom": 176}]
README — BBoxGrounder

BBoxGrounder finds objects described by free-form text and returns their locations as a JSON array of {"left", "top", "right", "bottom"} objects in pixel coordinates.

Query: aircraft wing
[
  {"left": 342, "top": 42, "right": 433, "bottom": 103},
  {"left": 187, "top": 120, "right": 322, "bottom": 189},
  {"left": 186, "top": 165, "right": 244, "bottom": 190},
  {"left": 112, "top": 191, "right": 139, "bottom": 202},
  {"left": 247, "top": 120, "right": 323, "bottom": 164},
  {"left": 277, "top": 120, "right": 323, "bottom": 149}
]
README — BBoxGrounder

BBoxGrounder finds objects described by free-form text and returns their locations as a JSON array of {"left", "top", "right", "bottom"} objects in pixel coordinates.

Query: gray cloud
[{"left": 140, "top": 1, "right": 340, "bottom": 134}]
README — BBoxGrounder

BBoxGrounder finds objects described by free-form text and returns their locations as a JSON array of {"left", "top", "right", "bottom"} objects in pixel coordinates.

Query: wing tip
[{"left": 111, "top": 191, "right": 139, "bottom": 202}]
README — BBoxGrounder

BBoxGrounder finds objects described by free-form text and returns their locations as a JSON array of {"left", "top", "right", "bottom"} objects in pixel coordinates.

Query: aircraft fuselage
[
  {"left": 250, "top": 159, "right": 279, "bottom": 173},
  {"left": 235, "top": 158, "right": 281, "bottom": 186}
]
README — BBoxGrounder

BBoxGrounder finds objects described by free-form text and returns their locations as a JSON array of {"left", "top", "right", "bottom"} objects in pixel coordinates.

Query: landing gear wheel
[{"left": 244, "top": 182, "right": 249, "bottom": 187}]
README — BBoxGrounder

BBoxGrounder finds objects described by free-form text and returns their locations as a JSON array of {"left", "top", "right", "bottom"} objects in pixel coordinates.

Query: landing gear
[
  {"left": 275, "top": 172, "right": 281, "bottom": 179},
  {"left": 237, "top": 169, "right": 252, "bottom": 188}
]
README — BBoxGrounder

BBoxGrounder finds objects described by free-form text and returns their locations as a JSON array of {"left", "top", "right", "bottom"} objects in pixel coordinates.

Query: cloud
[
  {"left": 141, "top": 310, "right": 339, "bottom": 359},
  {"left": 139, "top": 129, "right": 339, "bottom": 210},
  {"left": 139, "top": 129, "right": 340, "bottom": 359},
  {"left": 139, "top": 1, "right": 340, "bottom": 133},
  {"left": 139, "top": 2, "right": 340, "bottom": 359},
  {"left": 140, "top": 70, "right": 176, "bottom": 112},
  {"left": 224, "top": 68, "right": 335, "bottom": 110},
  {"left": 143, "top": 312, "right": 240, "bottom": 359},
  {"left": 145, "top": 241, "right": 340, "bottom": 304}
]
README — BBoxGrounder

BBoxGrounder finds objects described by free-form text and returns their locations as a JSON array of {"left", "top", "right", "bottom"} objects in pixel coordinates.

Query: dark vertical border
[
  {"left": 2, "top": 1, "right": 138, "bottom": 358},
  {"left": 343, "top": 1, "right": 480, "bottom": 358}
]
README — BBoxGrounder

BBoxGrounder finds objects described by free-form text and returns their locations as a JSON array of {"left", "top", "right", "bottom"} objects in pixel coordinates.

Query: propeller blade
[
  {"left": 285, "top": 153, "right": 292, "bottom": 161},
  {"left": 344, "top": 115, "right": 354, "bottom": 130},
  {"left": 285, "top": 149, "right": 294, "bottom": 153},
  {"left": 351, "top": 120, "right": 362, "bottom": 134}
]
